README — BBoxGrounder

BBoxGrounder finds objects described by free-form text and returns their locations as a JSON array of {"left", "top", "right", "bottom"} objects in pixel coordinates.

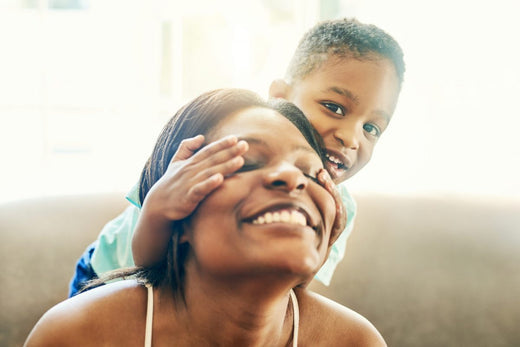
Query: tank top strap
[
  {"left": 145, "top": 284, "right": 153, "bottom": 347},
  {"left": 289, "top": 289, "right": 299, "bottom": 347}
]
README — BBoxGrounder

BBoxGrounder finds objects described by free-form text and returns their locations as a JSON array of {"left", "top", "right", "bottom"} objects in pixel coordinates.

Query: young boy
[{"left": 69, "top": 17, "right": 405, "bottom": 297}]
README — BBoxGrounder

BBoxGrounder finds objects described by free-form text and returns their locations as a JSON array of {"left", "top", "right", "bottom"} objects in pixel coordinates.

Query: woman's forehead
[{"left": 209, "top": 107, "right": 312, "bottom": 149}]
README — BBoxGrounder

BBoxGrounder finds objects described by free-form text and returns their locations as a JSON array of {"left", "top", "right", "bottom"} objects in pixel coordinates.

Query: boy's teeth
[
  {"left": 326, "top": 153, "right": 342, "bottom": 165},
  {"left": 251, "top": 209, "right": 307, "bottom": 226}
]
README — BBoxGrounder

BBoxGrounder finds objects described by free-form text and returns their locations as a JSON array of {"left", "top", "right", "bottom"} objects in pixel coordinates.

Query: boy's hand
[
  {"left": 317, "top": 169, "right": 347, "bottom": 246},
  {"left": 145, "top": 135, "right": 248, "bottom": 221},
  {"left": 134, "top": 135, "right": 248, "bottom": 267}
]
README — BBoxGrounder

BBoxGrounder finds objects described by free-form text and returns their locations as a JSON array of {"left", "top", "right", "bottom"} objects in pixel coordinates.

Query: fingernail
[
  {"left": 237, "top": 140, "right": 248, "bottom": 151},
  {"left": 233, "top": 156, "right": 244, "bottom": 165},
  {"left": 224, "top": 135, "right": 237, "bottom": 143}
]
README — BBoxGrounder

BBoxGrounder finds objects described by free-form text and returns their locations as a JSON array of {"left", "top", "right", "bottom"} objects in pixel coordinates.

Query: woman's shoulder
[
  {"left": 24, "top": 280, "right": 148, "bottom": 347},
  {"left": 295, "top": 288, "right": 387, "bottom": 346}
]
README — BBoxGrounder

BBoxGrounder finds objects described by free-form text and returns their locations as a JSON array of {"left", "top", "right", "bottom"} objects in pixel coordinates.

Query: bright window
[{"left": 1, "top": 0, "right": 519, "bottom": 202}]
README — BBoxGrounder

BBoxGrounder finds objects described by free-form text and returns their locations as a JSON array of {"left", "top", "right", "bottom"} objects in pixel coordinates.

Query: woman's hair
[
  {"left": 139, "top": 89, "right": 267, "bottom": 204},
  {"left": 139, "top": 89, "right": 325, "bottom": 204},
  {"left": 86, "top": 89, "right": 326, "bottom": 303}
]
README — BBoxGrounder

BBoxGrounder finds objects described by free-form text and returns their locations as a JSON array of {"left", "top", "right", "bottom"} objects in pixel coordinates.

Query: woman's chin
[{"left": 273, "top": 253, "right": 322, "bottom": 280}]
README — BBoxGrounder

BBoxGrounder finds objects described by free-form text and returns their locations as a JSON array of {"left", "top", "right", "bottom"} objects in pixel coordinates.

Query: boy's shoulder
[
  {"left": 25, "top": 280, "right": 147, "bottom": 347},
  {"left": 296, "top": 288, "right": 387, "bottom": 346}
]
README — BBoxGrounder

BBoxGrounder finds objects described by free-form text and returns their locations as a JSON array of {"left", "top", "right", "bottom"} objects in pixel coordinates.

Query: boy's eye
[
  {"left": 363, "top": 123, "right": 381, "bottom": 138},
  {"left": 322, "top": 102, "right": 345, "bottom": 116}
]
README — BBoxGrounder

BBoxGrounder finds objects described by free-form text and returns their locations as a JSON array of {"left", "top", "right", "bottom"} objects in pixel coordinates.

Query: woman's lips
[
  {"left": 243, "top": 202, "right": 318, "bottom": 230},
  {"left": 251, "top": 208, "right": 307, "bottom": 227}
]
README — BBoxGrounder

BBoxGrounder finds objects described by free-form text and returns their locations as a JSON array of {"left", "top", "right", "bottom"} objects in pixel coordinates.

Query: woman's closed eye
[
  {"left": 238, "top": 164, "right": 257, "bottom": 172},
  {"left": 303, "top": 173, "right": 320, "bottom": 184},
  {"left": 237, "top": 159, "right": 263, "bottom": 173}
]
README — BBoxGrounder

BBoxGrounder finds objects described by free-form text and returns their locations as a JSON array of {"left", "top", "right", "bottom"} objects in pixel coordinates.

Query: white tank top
[{"left": 144, "top": 285, "right": 299, "bottom": 346}]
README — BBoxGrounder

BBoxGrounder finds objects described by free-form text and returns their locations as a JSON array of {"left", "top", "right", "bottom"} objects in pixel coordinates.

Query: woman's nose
[{"left": 263, "top": 163, "right": 308, "bottom": 192}]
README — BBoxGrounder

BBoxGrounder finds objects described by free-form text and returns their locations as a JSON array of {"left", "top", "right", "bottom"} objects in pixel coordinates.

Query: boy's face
[{"left": 270, "top": 57, "right": 400, "bottom": 184}]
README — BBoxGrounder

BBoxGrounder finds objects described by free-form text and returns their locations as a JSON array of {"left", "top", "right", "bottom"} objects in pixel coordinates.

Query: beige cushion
[
  {"left": 0, "top": 193, "right": 127, "bottom": 346},
  {"left": 313, "top": 194, "right": 520, "bottom": 347},
  {"left": 1, "top": 193, "right": 519, "bottom": 346}
]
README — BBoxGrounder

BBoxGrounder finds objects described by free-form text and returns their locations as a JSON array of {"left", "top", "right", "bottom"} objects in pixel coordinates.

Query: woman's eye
[
  {"left": 363, "top": 123, "right": 381, "bottom": 138},
  {"left": 238, "top": 163, "right": 259, "bottom": 172},
  {"left": 322, "top": 102, "right": 345, "bottom": 116},
  {"left": 303, "top": 173, "right": 320, "bottom": 184},
  {"left": 237, "top": 158, "right": 264, "bottom": 172}
]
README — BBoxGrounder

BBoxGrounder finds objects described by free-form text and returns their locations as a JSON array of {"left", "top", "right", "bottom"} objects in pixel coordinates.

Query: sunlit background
[{"left": 1, "top": 0, "right": 519, "bottom": 203}]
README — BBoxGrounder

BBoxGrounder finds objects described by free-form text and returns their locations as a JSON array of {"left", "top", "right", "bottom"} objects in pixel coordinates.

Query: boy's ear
[{"left": 268, "top": 79, "right": 291, "bottom": 99}]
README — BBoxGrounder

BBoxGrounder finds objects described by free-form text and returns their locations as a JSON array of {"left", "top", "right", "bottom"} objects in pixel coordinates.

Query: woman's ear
[
  {"left": 178, "top": 222, "right": 191, "bottom": 244},
  {"left": 268, "top": 79, "right": 291, "bottom": 99},
  {"left": 179, "top": 233, "right": 189, "bottom": 244}
]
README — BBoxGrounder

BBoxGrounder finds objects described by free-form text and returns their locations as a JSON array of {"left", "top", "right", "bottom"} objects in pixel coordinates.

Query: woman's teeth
[{"left": 251, "top": 209, "right": 307, "bottom": 226}]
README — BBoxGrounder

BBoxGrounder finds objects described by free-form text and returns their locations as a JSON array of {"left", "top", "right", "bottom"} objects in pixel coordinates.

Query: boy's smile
[{"left": 272, "top": 56, "right": 400, "bottom": 184}]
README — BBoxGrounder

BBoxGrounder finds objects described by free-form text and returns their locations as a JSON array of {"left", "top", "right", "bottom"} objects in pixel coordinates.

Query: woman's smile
[
  {"left": 240, "top": 201, "right": 321, "bottom": 242},
  {"left": 243, "top": 201, "right": 316, "bottom": 229},
  {"left": 250, "top": 208, "right": 307, "bottom": 227}
]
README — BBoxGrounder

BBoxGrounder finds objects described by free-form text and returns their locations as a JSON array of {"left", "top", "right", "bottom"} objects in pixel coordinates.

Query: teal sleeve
[
  {"left": 90, "top": 184, "right": 141, "bottom": 276},
  {"left": 314, "top": 183, "right": 357, "bottom": 286}
]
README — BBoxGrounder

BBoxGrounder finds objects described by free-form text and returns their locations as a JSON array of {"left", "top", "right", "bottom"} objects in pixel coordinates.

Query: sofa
[{"left": 1, "top": 192, "right": 519, "bottom": 346}]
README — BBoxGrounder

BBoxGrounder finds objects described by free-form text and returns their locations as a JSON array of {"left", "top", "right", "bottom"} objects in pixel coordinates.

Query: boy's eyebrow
[
  {"left": 372, "top": 109, "right": 392, "bottom": 124},
  {"left": 327, "top": 86, "right": 360, "bottom": 105},
  {"left": 237, "top": 136, "right": 316, "bottom": 155}
]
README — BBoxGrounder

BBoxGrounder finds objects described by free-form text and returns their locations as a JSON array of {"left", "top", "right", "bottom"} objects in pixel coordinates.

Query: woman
[{"left": 25, "top": 89, "right": 386, "bottom": 346}]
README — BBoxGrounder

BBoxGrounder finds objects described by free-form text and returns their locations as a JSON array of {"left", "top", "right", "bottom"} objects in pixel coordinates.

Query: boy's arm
[{"left": 132, "top": 135, "right": 249, "bottom": 266}]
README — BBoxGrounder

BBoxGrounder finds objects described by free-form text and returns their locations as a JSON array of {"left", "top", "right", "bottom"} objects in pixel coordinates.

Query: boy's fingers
[
  {"left": 196, "top": 156, "right": 244, "bottom": 181},
  {"left": 332, "top": 199, "right": 347, "bottom": 243},
  {"left": 317, "top": 169, "right": 347, "bottom": 244},
  {"left": 186, "top": 173, "right": 224, "bottom": 203},
  {"left": 192, "top": 136, "right": 247, "bottom": 162},
  {"left": 187, "top": 155, "right": 245, "bottom": 205},
  {"left": 171, "top": 135, "right": 205, "bottom": 162},
  {"left": 191, "top": 139, "right": 248, "bottom": 170}
]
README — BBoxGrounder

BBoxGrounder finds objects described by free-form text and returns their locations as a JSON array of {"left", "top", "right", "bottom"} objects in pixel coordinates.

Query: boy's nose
[
  {"left": 334, "top": 126, "right": 360, "bottom": 150},
  {"left": 263, "top": 163, "right": 308, "bottom": 192}
]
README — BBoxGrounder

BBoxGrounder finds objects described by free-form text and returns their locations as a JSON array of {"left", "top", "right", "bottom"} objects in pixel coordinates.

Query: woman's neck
[{"left": 155, "top": 269, "right": 300, "bottom": 346}]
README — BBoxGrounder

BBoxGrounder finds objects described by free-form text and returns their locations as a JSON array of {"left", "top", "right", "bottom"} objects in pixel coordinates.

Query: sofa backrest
[
  {"left": 0, "top": 193, "right": 127, "bottom": 346},
  {"left": 314, "top": 193, "right": 520, "bottom": 347},
  {"left": 1, "top": 192, "right": 519, "bottom": 346}
]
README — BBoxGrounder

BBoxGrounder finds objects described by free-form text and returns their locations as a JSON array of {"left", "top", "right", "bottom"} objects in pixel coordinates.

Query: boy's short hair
[{"left": 286, "top": 18, "right": 405, "bottom": 86}]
